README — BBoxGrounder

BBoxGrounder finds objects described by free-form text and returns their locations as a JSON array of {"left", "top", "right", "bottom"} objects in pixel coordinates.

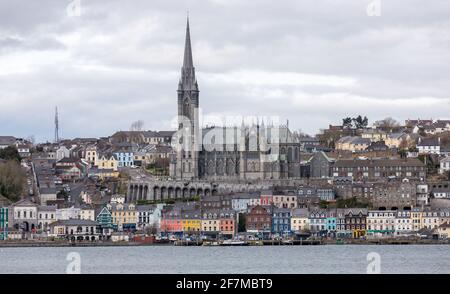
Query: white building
[
  {"left": 231, "top": 194, "right": 260, "bottom": 212},
  {"left": 395, "top": 210, "right": 413, "bottom": 236},
  {"left": 440, "top": 157, "right": 450, "bottom": 174},
  {"left": 110, "top": 195, "right": 126, "bottom": 204},
  {"left": 367, "top": 210, "right": 396, "bottom": 237},
  {"left": 80, "top": 206, "right": 96, "bottom": 221},
  {"left": 56, "top": 206, "right": 80, "bottom": 220},
  {"left": 416, "top": 184, "right": 429, "bottom": 205},
  {"left": 56, "top": 146, "right": 70, "bottom": 161},
  {"left": 136, "top": 204, "right": 164, "bottom": 230},
  {"left": 11, "top": 198, "right": 38, "bottom": 232},
  {"left": 37, "top": 205, "right": 57, "bottom": 232},
  {"left": 417, "top": 137, "right": 440, "bottom": 155}
]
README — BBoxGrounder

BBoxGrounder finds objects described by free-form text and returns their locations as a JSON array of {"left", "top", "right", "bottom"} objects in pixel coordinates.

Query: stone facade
[{"left": 169, "top": 17, "right": 302, "bottom": 182}]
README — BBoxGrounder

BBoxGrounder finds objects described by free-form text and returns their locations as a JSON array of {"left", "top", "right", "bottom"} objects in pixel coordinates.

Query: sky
[{"left": 1, "top": 0, "right": 450, "bottom": 142}]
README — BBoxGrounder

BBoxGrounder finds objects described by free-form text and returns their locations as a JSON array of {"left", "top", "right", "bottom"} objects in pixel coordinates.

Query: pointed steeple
[
  {"left": 183, "top": 16, "right": 194, "bottom": 69},
  {"left": 179, "top": 14, "right": 198, "bottom": 91}
]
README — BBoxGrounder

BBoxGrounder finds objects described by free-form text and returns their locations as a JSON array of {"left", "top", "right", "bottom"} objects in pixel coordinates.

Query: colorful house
[
  {"left": 309, "top": 209, "right": 328, "bottom": 237},
  {"left": 219, "top": 210, "right": 236, "bottom": 238},
  {"left": 366, "top": 210, "right": 396, "bottom": 237},
  {"left": 326, "top": 210, "right": 337, "bottom": 237},
  {"left": 181, "top": 209, "right": 201, "bottom": 234},
  {"left": 97, "top": 152, "right": 119, "bottom": 171},
  {"left": 96, "top": 206, "right": 113, "bottom": 229},
  {"left": 107, "top": 203, "right": 137, "bottom": 231},
  {"left": 160, "top": 206, "right": 182, "bottom": 234},
  {"left": 395, "top": 210, "right": 413, "bottom": 236},
  {"left": 0, "top": 207, "right": 8, "bottom": 240},
  {"left": 201, "top": 210, "right": 220, "bottom": 237},
  {"left": 272, "top": 208, "right": 291, "bottom": 235},
  {"left": 114, "top": 149, "right": 134, "bottom": 168},
  {"left": 246, "top": 205, "right": 272, "bottom": 234},
  {"left": 84, "top": 145, "right": 98, "bottom": 166},
  {"left": 337, "top": 208, "right": 367, "bottom": 239},
  {"left": 291, "top": 208, "right": 309, "bottom": 233}
]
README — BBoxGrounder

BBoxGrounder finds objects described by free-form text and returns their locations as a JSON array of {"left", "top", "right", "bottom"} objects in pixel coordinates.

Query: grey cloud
[{"left": 1, "top": 0, "right": 450, "bottom": 141}]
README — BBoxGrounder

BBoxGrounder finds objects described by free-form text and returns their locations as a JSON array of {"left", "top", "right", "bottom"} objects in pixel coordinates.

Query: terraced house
[
  {"left": 332, "top": 158, "right": 426, "bottom": 181},
  {"left": 219, "top": 210, "right": 236, "bottom": 237},
  {"left": 160, "top": 206, "right": 182, "bottom": 234},
  {"left": 246, "top": 205, "right": 272, "bottom": 234},
  {"left": 366, "top": 210, "right": 396, "bottom": 237},
  {"left": 272, "top": 208, "right": 291, "bottom": 235},
  {"left": 290, "top": 208, "right": 309, "bottom": 233},
  {"left": 201, "top": 210, "right": 220, "bottom": 236},
  {"left": 395, "top": 210, "right": 413, "bottom": 236},
  {"left": 337, "top": 208, "right": 367, "bottom": 239},
  {"left": 309, "top": 209, "right": 328, "bottom": 236},
  {"left": 107, "top": 203, "right": 137, "bottom": 231},
  {"left": 181, "top": 209, "right": 201, "bottom": 233}
]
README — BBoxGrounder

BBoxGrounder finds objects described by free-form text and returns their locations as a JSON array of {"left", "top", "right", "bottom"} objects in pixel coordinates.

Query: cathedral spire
[
  {"left": 183, "top": 15, "right": 194, "bottom": 70},
  {"left": 179, "top": 14, "right": 198, "bottom": 91}
]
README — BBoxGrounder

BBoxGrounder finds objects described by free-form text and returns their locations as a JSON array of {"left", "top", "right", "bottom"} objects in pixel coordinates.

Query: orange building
[{"left": 219, "top": 210, "right": 236, "bottom": 237}]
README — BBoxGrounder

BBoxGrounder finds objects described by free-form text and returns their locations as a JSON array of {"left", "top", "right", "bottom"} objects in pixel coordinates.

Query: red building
[
  {"left": 160, "top": 207, "right": 182, "bottom": 234},
  {"left": 246, "top": 205, "right": 272, "bottom": 233}
]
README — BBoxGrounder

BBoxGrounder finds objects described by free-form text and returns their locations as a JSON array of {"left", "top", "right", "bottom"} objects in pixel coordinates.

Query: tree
[
  {"left": 0, "top": 160, "right": 26, "bottom": 201},
  {"left": 352, "top": 115, "right": 368, "bottom": 129},
  {"left": 398, "top": 138, "right": 409, "bottom": 150},
  {"left": 130, "top": 120, "right": 145, "bottom": 131},
  {"left": 374, "top": 117, "right": 401, "bottom": 132},
  {"left": 342, "top": 117, "right": 352, "bottom": 129},
  {"left": 0, "top": 146, "right": 21, "bottom": 161},
  {"left": 319, "top": 200, "right": 329, "bottom": 209}
]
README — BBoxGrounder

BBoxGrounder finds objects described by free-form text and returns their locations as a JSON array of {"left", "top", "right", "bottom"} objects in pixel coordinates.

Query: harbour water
[{"left": 0, "top": 245, "right": 449, "bottom": 274}]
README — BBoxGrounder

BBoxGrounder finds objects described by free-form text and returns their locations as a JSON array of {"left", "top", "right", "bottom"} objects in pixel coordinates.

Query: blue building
[
  {"left": 114, "top": 150, "right": 134, "bottom": 167},
  {"left": 326, "top": 210, "right": 337, "bottom": 237},
  {"left": 272, "top": 208, "right": 291, "bottom": 235}
]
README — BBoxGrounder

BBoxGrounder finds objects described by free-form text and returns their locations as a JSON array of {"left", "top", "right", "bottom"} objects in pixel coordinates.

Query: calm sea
[{"left": 0, "top": 245, "right": 449, "bottom": 274}]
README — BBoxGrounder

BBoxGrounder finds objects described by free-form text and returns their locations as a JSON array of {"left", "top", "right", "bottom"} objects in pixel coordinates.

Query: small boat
[
  {"left": 202, "top": 241, "right": 220, "bottom": 246},
  {"left": 281, "top": 239, "right": 293, "bottom": 245},
  {"left": 221, "top": 240, "right": 248, "bottom": 246}
]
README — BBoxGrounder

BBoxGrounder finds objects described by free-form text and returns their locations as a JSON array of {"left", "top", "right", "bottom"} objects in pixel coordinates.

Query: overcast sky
[{"left": 1, "top": 0, "right": 450, "bottom": 142}]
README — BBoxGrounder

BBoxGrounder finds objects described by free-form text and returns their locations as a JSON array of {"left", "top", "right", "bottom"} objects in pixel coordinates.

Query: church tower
[{"left": 175, "top": 16, "right": 200, "bottom": 179}]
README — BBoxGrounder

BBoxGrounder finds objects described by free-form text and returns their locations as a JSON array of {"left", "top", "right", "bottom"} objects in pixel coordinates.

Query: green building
[
  {"left": 96, "top": 206, "right": 113, "bottom": 228},
  {"left": 0, "top": 207, "right": 8, "bottom": 240}
]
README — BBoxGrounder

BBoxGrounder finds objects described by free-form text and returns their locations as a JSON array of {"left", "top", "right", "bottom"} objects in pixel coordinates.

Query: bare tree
[
  {"left": 130, "top": 120, "right": 145, "bottom": 131},
  {"left": 374, "top": 117, "right": 401, "bottom": 132}
]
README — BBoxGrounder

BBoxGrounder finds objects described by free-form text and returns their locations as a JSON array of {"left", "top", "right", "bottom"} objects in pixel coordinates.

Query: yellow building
[
  {"left": 85, "top": 145, "right": 98, "bottom": 166},
  {"left": 97, "top": 153, "right": 118, "bottom": 171},
  {"left": 361, "top": 129, "right": 388, "bottom": 142},
  {"left": 439, "top": 209, "right": 450, "bottom": 226},
  {"left": 291, "top": 208, "right": 309, "bottom": 232},
  {"left": 181, "top": 210, "right": 201, "bottom": 233},
  {"left": 435, "top": 223, "right": 450, "bottom": 239},
  {"left": 201, "top": 211, "right": 220, "bottom": 233},
  {"left": 385, "top": 133, "right": 416, "bottom": 149},
  {"left": 107, "top": 203, "right": 137, "bottom": 231},
  {"left": 410, "top": 208, "right": 423, "bottom": 231},
  {"left": 335, "top": 136, "right": 371, "bottom": 152}
]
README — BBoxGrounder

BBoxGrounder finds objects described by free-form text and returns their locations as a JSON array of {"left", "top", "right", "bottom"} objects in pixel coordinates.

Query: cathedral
[{"left": 169, "top": 18, "right": 302, "bottom": 181}]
